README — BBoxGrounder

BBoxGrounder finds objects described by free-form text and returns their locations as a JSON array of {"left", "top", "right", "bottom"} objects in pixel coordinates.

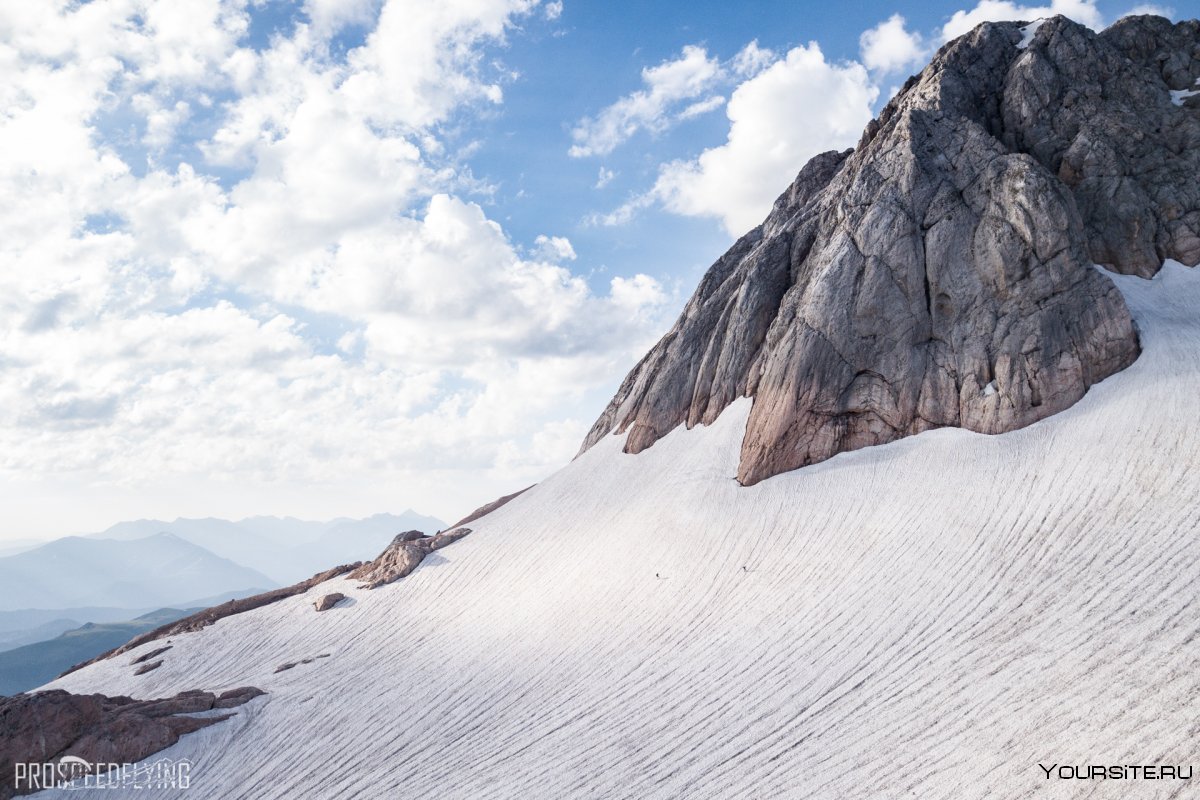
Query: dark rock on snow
[
  {"left": 60, "top": 563, "right": 362, "bottom": 678},
  {"left": 130, "top": 646, "right": 171, "bottom": 665},
  {"left": 274, "top": 654, "right": 329, "bottom": 673},
  {"left": 61, "top": 522, "right": 477, "bottom": 674},
  {"left": 0, "top": 687, "right": 263, "bottom": 798},
  {"left": 580, "top": 15, "right": 1200, "bottom": 485}
]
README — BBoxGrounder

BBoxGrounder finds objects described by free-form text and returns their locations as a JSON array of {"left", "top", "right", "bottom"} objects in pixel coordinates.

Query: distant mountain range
[
  {"left": 91, "top": 510, "right": 446, "bottom": 584},
  {"left": 0, "top": 533, "right": 276, "bottom": 612},
  {"left": 0, "top": 590, "right": 263, "bottom": 654},
  {"left": 0, "top": 539, "right": 47, "bottom": 558},
  {"left": 0, "top": 607, "right": 203, "bottom": 695},
  {"left": 0, "top": 511, "right": 446, "bottom": 677}
]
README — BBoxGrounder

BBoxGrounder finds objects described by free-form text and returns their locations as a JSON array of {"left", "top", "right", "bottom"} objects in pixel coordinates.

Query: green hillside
[{"left": 0, "top": 607, "right": 200, "bottom": 695}]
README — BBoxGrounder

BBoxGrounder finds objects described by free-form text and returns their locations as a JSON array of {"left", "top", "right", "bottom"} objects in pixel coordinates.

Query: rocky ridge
[{"left": 580, "top": 15, "right": 1200, "bottom": 484}]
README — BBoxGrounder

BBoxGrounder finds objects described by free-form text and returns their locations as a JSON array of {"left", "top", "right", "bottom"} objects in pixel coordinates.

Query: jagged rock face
[
  {"left": 1005, "top": 17, "right": 1200, "bottom": 275},
  {"left": 581, "top": 15, "right": 1199, "bottom": 485}
]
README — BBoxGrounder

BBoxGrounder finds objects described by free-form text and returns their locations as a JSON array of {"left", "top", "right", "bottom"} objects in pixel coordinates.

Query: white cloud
[
  {"left": 586, "top": 1, "right": 1156, "bottom": 234},
  {"left": 304, "top": 0, "right": 380, "bottom": 37},
  {"left": 544, "top": 0, "right": 563, "bottom": 20},
  {"left": 941, "top": 0, "right": 1104, "bottom": 40},
  {"left": 1120, "top": 4, "right": 1175, "bottom": 18},
  {"left": 609, "top": 273, "right": 667, "bottom": 312},
  {"left": 595, "top": 166, "right": 615, "bottom": 188},
  {"left": 568, "top": 44, "right": 723, "bottom": 158},
  {"left": 678, "top": 95, "right": 727, "bottom": 120},
  {"left": 860, "top": 14, "right": 927, "bottom": 73},
  {"left": 585, "top": 191, "right": 654, "bottom": 227},
  {"left": 134, "top": 95, "right": 192, "bottom": 150},
  {"left": 650, "top": 43, "right": 877, "bottom": 235},
  {"left": 731, "top": 41, "right": 775, "bottom": 77},
  {"left": 568, "top": 41, "right": 779, "bottom": 160},
  {"left": 531, "top": 234, "right": 577, "bottom": 262},
  {"left": 0, "top": 0, "right": 674, "bottom": 532}
]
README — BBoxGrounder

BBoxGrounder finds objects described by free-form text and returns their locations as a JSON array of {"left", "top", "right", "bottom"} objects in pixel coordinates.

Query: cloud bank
[{"left": 0, "top": 0, "right": 669, "bottom": 530}]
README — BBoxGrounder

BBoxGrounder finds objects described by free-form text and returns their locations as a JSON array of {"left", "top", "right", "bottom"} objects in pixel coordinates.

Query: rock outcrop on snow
[
  {"left": 581, "top": 15, "right": 1200, "bottom": 485},
  {"left": 0, "top": 687, "right": 263, "bottom": 798},
  {"left": 274, "top": 654, "right": 329, "bottom": 673},
  {"left": 313, "top": 593, "right": 345, "bottom": 612},
  {"left": 349, "top": 528, "right": 472, "bottom": 590}
]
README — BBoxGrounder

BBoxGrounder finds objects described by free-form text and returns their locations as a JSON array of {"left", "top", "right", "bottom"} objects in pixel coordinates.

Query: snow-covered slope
[{"left": 41, "top": 263, "right": 1200, "bottom": 798}]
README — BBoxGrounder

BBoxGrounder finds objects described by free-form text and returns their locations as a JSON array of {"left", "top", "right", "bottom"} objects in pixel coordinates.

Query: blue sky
[
  {"left": 327, "top": 0, "right": 1177, "bottom": 293},
  {"left": 0, "top": 0, "right": 1181, "bottom": 538}
]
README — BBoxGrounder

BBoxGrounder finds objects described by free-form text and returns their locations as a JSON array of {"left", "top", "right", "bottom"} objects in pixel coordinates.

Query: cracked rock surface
[{"left": 581, "top": 15, "right": 1199, "bottom": 485}]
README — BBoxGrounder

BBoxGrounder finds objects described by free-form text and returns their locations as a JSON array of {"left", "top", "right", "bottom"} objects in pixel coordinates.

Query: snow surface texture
[{"left": 42, "top": 263, "right": 1200, "bottom": 798}]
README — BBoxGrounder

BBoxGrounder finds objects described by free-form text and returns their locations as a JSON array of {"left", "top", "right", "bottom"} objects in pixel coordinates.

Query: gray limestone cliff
[{"left": 580, "top": 15, "right": 1200, "bottom": 485}]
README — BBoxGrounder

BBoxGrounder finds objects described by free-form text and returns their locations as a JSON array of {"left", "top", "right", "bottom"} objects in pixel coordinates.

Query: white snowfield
[{"left": 42, "top": 263, "right": 1200, "bottom": 799}]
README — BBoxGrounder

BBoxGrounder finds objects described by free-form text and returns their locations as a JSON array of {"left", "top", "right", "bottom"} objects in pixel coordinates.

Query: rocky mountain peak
[{"left": 581, "top": 14, "right": 1200, "bottom": 485}]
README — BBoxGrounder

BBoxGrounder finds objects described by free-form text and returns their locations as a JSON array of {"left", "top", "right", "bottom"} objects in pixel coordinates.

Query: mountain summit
[{"left": 582, "top": 14, "right": 1199, "bottom": 484}]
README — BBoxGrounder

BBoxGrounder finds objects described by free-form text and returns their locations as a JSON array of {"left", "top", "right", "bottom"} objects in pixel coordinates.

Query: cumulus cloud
[
  {"left": 568, "top": 45, "right": 724, "bottom": 158},
  {"left": 304, "top": 0, "right": 380, "bottom": 37},
  {"left": 609, "top": 274, "right": 667, "bottom": 312},
  {"left": 651, "top": 43, "right": 877, "bottom": 234},
  {"left": 588, "top": 0, "right": 1149, "bottom": 234},
  {"left": 585, "top": 192, "right": 655, "bottom": 228},
  {"left": 860, "top": 14, "right": 927, "bottom": 73},
  {"left": 864, "top": 1, "right": 1116, "bottom": 75},
  {"left": 531, "top": 234, "right": 578, "bottom": 262},
  {"left": 731, "top": 41, "right": 775, "bottom": 77},
  {"left": 1120, "top": 3, "right": 1175, "bottom": 18},
  {"left": 568, "top": 41, "right": 775, "bottom": 158},
  {"left": 0, "top": 0, "right": 670, "bottom": 530},
  {"left": 942, "top": 0, "right": 1104, "bottom": 40}
]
